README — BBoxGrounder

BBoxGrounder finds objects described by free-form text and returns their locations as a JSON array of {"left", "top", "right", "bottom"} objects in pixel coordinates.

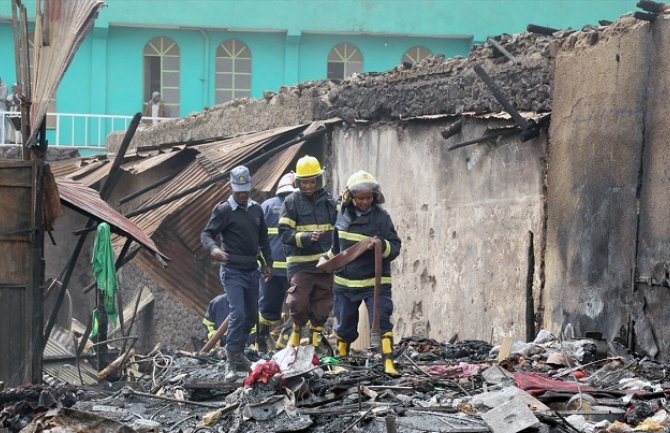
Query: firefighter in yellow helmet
[
  {"left": 325, "top": 170, "right": 402, "bottom": 376},
  {"left": 278, "top": 156, "right": 337, "bottom": 350}
]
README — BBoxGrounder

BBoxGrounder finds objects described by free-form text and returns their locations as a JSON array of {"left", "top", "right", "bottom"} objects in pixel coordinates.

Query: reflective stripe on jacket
[
  {"left": 329, "top": 205, "right": 401, "bottom": 297},
  {"left": 261, "top": 195, "right": 289, "bottom": 277},
  {"left": 279, "top": 189, "right": 337, "bottom": 277}
]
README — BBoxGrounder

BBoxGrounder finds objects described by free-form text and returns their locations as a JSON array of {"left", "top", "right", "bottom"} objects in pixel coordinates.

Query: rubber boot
[
  {"left": 336, "top": 338, "right": 350, "bottom": 357},
  {"left": 288, "top": 323, "right": 302, "bottom": 347},
  {"left": 225, "top": 352, "right": 241, "bottom": 382},
  {"left": 275, "top": 319, "right": 294, "bottom": 349},
  {"left": 255, "top": 321, "right": 271, "bottom": 354},
  {"left": 381, "top": 332, "right": 400, "bottom": 376},
  {"left": 310, "top": 325, "right": 324, "bottom": 348}
]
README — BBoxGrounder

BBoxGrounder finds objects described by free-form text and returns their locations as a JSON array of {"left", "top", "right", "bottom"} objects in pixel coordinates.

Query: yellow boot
[
  {"left": 288, "top": 323, "right": 301, "bottom": 347},
  {"left": 310, "top": 325, "right": 324, "bottom": 347},
  {"left": 336, "top": 338, "right": 350, "bottom": 357},
  {"left": 381, "top": 332, "right": 400, "bottom": 376}
]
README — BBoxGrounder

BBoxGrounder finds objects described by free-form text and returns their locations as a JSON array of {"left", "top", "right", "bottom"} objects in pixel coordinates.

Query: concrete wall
[
  {"left": 328, "top": 119, "right": 547, "bottom": 342},
  {"left": 545, "top": 16, "right": 670, "bottom": 358}
]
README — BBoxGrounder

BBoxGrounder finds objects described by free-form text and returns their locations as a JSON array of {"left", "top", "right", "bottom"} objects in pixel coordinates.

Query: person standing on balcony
[
  {"left": 142, "top": 91, "right": 167, "bottom": 125},
  {"left": 0, "top": 77, "right": 7, "bottom": 144}
]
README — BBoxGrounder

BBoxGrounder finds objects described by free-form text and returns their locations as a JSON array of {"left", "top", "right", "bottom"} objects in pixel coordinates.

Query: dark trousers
[
  {"left": 220, "top": 265, "right": 260, "bottom": 354},
  {"left": 259, "top": 274, "right": 290, "bottom": 322},
  {"left": 286, "top": 271, "right": 333, "bottom": 327},
  {"left": 333, "top": 292, "right": 394, "bottom": 343}
]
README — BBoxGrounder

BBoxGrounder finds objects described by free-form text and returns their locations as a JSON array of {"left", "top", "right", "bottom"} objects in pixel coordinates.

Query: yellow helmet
[
  {"left": 342, "top": 170, "right": 385, "bottom": 205},
  {"left": 295, "top": 155, "right": 323, "bottom": 178}
]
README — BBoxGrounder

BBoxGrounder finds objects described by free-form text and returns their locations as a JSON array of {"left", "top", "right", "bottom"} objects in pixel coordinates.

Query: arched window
[
  {"left": 402, "top": 46, "right": 432, "bottom": 65},
  {"left": 327, "top": 43, "right": 363, "bottom": 80},
  {"left": 143, "top": 36, "right": 180, "bottom": 117},
  {"left": 215, "top": 39, "right": 252, "bottom": 104}
]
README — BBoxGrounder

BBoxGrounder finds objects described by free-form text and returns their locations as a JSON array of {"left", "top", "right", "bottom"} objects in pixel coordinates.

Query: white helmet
[{"left": 276, "top": 172, "right": 297, "bottom": 195}]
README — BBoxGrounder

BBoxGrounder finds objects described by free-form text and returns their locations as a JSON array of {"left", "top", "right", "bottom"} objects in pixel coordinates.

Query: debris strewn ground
[{"left": 3, "top": 329, "right": 670, "bottom": 433}]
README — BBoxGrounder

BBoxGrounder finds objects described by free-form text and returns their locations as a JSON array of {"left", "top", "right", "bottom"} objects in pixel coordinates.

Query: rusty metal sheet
[
  {"left": 43, "top": 326, "right": 98, "bottom": 386},
  {"left": 64, "top": 157, "right": 113, "bottom": 187},
  {"left": 121, "top": 148, "right": 189, "bottom": 174},
  {"left": 56, "top": 178, "right": 168, "bottom": 261},
  {"left": 0, "top": 160, "right": 36, "bottom": 387},
  {"left": 195, "top": 124, "right": 306, "bottom": 174}
]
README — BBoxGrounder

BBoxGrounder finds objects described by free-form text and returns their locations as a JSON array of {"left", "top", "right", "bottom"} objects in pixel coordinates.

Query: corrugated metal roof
[
  {"left": 56, "top": 178, "right": 168, "bottom": 261},
  {"left": 43, "top": 326, "right": 98, "bottom": 386},
  {"left": 64, "top": 157, "right": 113, "bottom": 187},
  {"left": 195, "top": 125, "right": 306, "bottom": 175},
  {"left": 121, "top": 148, "right": 190, "bottom": 174}
]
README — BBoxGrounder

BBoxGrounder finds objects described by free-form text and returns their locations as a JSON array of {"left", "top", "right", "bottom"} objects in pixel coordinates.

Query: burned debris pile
[{"left": 3, "top": 330, "right": 670, "bottom": 433}]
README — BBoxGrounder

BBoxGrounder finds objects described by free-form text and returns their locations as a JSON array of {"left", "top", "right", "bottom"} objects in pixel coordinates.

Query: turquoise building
[{"left": 0, "top": 0, "right": 635, "bottom": 146}]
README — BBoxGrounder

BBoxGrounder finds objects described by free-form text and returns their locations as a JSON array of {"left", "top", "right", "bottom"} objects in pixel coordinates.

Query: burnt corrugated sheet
[
  {"left": 43, "top": 326, "right": 97, "bottom": 385},
  {"left": 56, "top": 179, "right": 167, "bottom": 261},
  {"left": 121, "top": 148, "right": 188, "bottom": 174}
]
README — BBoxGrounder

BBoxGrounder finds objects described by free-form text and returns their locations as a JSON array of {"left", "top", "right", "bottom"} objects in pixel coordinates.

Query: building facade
[{"left": 0, "top": 0, "right": 635, "bottom": 123}]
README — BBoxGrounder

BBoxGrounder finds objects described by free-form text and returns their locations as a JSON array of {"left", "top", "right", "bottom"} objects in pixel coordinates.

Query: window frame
[
  {"left": 402, "top": 46, "right": 433, "bottom": 65},
  {"left": 214, "top": 39, "right": 252, "bottom": 104},
  {"left": 143, "top": 36, "right": 180, "bottom": 117},
  {"left": 327, "top": 42, "right": 363, "bottom": 80}
]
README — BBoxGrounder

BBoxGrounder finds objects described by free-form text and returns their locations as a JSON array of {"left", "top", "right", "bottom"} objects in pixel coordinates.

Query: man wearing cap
[
  {"left": 201, "top": 165, "right": 273, "bottom": 381},
  {"left": 251, "top": 172, "right": 297, "bottom": 353}
]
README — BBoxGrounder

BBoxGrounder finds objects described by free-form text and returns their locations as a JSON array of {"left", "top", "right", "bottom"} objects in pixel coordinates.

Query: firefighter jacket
[
  {"left": 279, "top": 189, "right": 337, "bottom": 278},
  {"left": 261, "top": 194, "right": 289, "bottom": 277},
  {"left": 328, "top": 204, "right": 401, "bottom": 300}
]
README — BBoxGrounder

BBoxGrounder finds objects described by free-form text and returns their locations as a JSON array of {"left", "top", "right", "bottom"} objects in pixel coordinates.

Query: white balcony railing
[{"left": 0, "top": 111, "right": 171, "bottom": 151}]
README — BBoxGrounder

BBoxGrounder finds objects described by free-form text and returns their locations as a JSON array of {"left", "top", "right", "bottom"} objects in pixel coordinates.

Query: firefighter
[
  {"left": 201, "top": 165, "right": 273, "bottom": 382},
  {"left": 253, "top": 172, "right": 297, "bottom": 353},
  {"left": 278, "top": 155, "right": 337, "bottom": 349},
  {"left": 202, "top": 294, "right": 229, "bottom": 347},
  {"left": 327, "top": 171, "right": 402, "bottom": 376}
]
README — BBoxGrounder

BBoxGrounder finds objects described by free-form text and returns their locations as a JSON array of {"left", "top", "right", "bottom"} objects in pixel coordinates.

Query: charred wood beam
[
  {"left": 440, "top": 118, "right": 463, "bottom": 140},
  {"left": 488, "top": 38, "right": 520, "bottom": 64},
  {"left": 43, "top": 353, "right": 97, "bottom": 363},
  {"left": 447, "top": 127, "right": 521, "bottom": 151},
  {"left": 474, "top": 65, "right": 529, "bottom": 130},
  {"left": 126, "top": 126, "right": 330, "bottom": 218},
  {"left": 474, "top": 65, "right": 541, "bottom": 142},
  {"left": 636, "top": 0, "right": 668, "bottom": 14},
  {"left": 527, "top": 24, "right": 559, "bottom": 36},
  {"left": 634, "top": 11, "right": 657, "bottom": 22},
  {"left": 99, "top": 113, "right": 142, "bottom": 200},
  {"left": 599, "top": 20, "right": 613, "bottom": 26}
]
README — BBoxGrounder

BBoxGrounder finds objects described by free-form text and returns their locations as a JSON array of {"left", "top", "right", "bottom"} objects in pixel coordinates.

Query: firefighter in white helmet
[
  {"left": 251, "top": 172, "right": 298, "bottom": 353},
  {"left": 326, "top": 170, "right": 402, "bottom": 376},
  {"left": 278, "top": 155, "right": 337, "bottom": 350}
]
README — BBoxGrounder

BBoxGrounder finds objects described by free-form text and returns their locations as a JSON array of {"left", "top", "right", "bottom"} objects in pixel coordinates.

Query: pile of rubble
[{"left": 2, "top": 330, "right": 670, "bottom": 433}]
